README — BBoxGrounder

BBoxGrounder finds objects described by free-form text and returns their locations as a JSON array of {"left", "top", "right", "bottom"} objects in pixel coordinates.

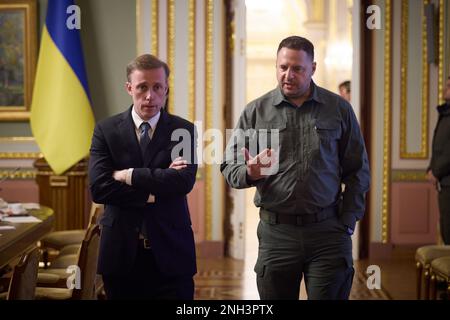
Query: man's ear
[
  {"left": 125, "top": 82, "right": 132, "bottom": 96},
  {"left": 163, "top": 87, "right": 170, "bottom": 112},
  {"left": 311, "top": 62, "right": 317, "bottom": 76}
]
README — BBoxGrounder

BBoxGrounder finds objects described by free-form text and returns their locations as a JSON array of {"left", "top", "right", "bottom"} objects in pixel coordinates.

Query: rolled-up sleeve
[{"left": 220, "top": 107, "right": 255, "bottom": 189}]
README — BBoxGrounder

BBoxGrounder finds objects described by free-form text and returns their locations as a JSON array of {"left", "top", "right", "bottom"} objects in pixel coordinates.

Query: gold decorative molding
[
  {"left": 438, "top": 0, "right": 445, "bottom": 105},
  {"left": 195, "top": 167, "right": 203, "bottom": 181},
  {"left": 0, "top": 137, "right": 40, "bottom": 159},
  {"left": 382, "top": 0, "right": 392, "bottom": 244},
  {"left": 35, "top": 171, "right": 87, "bottom": 177},
  {"left": 0, "top": 0, "right": 37, "bottom": 122},
  {"left": 136, "top": 0, "right": 141, "bottom": 54},
  {"left": 0, "top": 112, "right": 30, "bottom": 121},
  {"left": 0, "top": 152, "right": 42, "bottom": 159},
  {"left": 399, "top": 0, "right": 429, "bottom": 159},
  {"left": 391, "top": 170, "right": 427, "bottom": 182},
  {"left": 0, "top": 170, "right": 36, "bottom": 179},
  {"left": 152, "top": 0, "right": 159, "bottom": 55},
  {"left": 188, "top": 0, "right": 196, "bottom": 123},
  {"left": 167, "top": 0, "right": 175, "bottom": 114},
  {"left": 0, "top": 137, "right": 35, "bottom": 142},
  {"left": 205, "top": 0, "right": 214, "bottom": 241}
]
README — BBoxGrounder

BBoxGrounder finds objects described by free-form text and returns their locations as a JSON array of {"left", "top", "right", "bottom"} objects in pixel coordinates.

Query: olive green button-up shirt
[{"left": 220, "top": 81, "right": 370, "bottom": 230}]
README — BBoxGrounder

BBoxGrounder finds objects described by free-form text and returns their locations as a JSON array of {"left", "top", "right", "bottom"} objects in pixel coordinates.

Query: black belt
[{"left": 259, "top": 206, "right": 338, "bottom": 226}]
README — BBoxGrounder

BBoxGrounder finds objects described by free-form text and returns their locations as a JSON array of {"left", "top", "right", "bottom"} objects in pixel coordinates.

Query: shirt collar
[
  {"left": 309, "top": 81, "right": 325, "bottom": 104},
  {"left": 131, "top": 107, "right": 161, "bottom": 132},
  {"left": 272, "top": 80, "right": 324, "bottom": 107}
]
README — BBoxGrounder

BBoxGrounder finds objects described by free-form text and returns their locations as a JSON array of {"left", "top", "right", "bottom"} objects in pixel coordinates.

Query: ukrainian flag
[{"left": 30, "top": 0, "right": 94, "bottom": 175}]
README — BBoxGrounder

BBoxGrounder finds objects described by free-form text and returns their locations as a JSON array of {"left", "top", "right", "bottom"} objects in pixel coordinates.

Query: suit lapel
[
  {"left": 119, "top": 106, "right": 144, "bottom": 166},
  {"left": 143, "top": 110, "right": 171, "bottom": 167}
]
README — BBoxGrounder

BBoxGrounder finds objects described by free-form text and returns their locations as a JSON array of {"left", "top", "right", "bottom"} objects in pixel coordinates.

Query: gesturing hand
[{"left": 242, "top": 147, "right": 277, "bottom": 181}]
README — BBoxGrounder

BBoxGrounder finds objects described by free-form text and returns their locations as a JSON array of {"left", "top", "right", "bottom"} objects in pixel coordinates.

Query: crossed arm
[{"left": 89, "top": 124, "right": 197, "bottom": 207}]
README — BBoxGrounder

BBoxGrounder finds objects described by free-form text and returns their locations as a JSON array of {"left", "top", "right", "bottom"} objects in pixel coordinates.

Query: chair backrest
[
  {"left": 87, "top": 203, "right": 104, "bottom": 227},
  {"left": 72, "top": 223, "right": 100, "bottom": 300},
  {"left": 7, "top": 246, "right": 40, "bottom": 300}
]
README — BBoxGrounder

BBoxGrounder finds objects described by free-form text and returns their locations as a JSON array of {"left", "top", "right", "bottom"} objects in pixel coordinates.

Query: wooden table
[{"left": 0, "top": 206, "right": 54, "bottom": 269}]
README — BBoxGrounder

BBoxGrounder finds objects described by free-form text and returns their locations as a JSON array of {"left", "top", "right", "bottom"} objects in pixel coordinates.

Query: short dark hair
[
  {"left": 126, "top": 54, "right": 170, "bottom": 82},
  {"left": 339, "top": 80, "right": 351, "bottom": 93},
  {"left": 277, "top": 36, "right": 314, "bottom": 61}
]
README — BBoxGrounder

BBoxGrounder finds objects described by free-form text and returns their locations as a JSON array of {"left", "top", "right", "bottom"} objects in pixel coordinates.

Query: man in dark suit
[
  {"left": 89, "top": 54, "right": 197, "bottom": 299},
  {"left": 427, "top": 76, "right": 450, "bottom": 244}
]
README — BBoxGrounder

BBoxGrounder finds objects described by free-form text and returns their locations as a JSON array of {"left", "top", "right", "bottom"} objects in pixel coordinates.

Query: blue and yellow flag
[{"left": 30, "top": 0, "right": 94, "bottom": 175}]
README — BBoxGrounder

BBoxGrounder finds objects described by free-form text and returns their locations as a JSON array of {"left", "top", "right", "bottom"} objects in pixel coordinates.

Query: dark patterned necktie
[
  {"left": 139, "top": 122, "right": 151, "bottom": 239},
  {"left": 139, "top": 122, "right": 151, "bottom": 158}
]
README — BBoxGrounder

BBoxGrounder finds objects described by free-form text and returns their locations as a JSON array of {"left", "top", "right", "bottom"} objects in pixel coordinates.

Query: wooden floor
[
  {"left": 0, "top": 244, "right": 422, "bottom": 300},
  {"left": 194, "top": 246, "right": 417, "bottom": 300},
  {"left": 357, "top": 246, "right": 417, "bottom": 300}
]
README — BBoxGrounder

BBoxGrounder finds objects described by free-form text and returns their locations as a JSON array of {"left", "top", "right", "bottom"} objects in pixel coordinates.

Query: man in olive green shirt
[{"left": 221, "top": 36, "right": 370, "bottom": 300}]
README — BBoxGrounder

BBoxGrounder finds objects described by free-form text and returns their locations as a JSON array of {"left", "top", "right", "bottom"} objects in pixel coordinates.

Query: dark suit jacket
[{"left": 89, "top": 107, "right": 197, "bottom": 276}]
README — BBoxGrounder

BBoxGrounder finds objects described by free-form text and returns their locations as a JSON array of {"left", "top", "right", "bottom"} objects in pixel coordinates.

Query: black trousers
[
  {"left": 438, "top": 186, "right": 450, "bottom": 245},
  {"left": 254, "top": 215, "right": 354, "bottom": 300},
  {"left": 102, "top": 244, "right": 194, "bottom": 300}
]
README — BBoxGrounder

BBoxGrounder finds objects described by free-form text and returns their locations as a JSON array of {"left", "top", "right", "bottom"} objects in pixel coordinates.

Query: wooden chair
[
  {"left": 40, "top": 203, "right": 103, "bottom": 267},
  {"left": 35, "top": 223, "right": 100, "bottom": 300},
  {"left": 429, "top": 256, "right": 450, "bottom": 300},
  {"left": 415, "top": 245, "right": 450, "bottom": 299},
  {"left": 5, "top": 246, "right": 40, "bottom": 300}
]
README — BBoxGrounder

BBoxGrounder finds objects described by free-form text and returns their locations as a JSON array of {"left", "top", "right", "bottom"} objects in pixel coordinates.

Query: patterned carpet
[
  {"left": 349, "top": 267, "right": 391, "bottom": 300},
  {"left": 194, "top": 261, "right": 391, "bottom": 300},
  {"left": 194, "top": 269, "right": 246, "bottom": 300}
]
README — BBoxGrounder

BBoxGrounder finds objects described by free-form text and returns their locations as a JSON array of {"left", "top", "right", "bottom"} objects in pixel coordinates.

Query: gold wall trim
[
  {"left": 195, "top": 167, "right": 204, "bottom": 180},
  {"left": 0, "top": 152, "right": 42, "bottom": 159},
  {"left": 167, "top": 0, "right": 175, "bottom": 114},
  {"left": 438, "top": 0, "right": 445, "bottom": 105},
  {"left": 136, "top": 0, "right": 141, "bottom": 54},
  {"left": 0, "top": 137, "right": 35, "bottom": 142},
  {"left": 382, "top": 0, "right": 392, "bottom": 244},
  {"left": 0, "top": 170, "right": 36, "bottom": 179},
  {"left": 0, "top": 1, "right": 36, "bottom": 121},
  {"left": 188, "top": 0, "right": 196, "bottom": 122},
  {"left": 399, "top": 0, "right": 429, "bottom": 159},
  {"left": 0, "top": 137, "right": 39, "bottom": 159},
  {"left": 152, "top": 0, "right": 159, "bottom": 55},
  {"left": 35, "top": 171, "right": 87, "bottom": 177},
  {"left": 205, "top": 0, "right": 214, "bottom": 241},
  {"left": 391, "top": 170, "right": 427, "bottom": 182},
  {"left": 0, "top": 112, "right": 30, "bottom": 121}
]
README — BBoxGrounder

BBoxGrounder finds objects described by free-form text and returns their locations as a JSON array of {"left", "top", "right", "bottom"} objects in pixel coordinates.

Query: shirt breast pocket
[
  {"left": 315, "top": 120, "right": 342, "bottom": 140},
  {"left": 255, "top": 121, "right": 291, "bottom": 171},
  {"left": 314, "top": 120, "right": 341, "bottom": 169}
]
